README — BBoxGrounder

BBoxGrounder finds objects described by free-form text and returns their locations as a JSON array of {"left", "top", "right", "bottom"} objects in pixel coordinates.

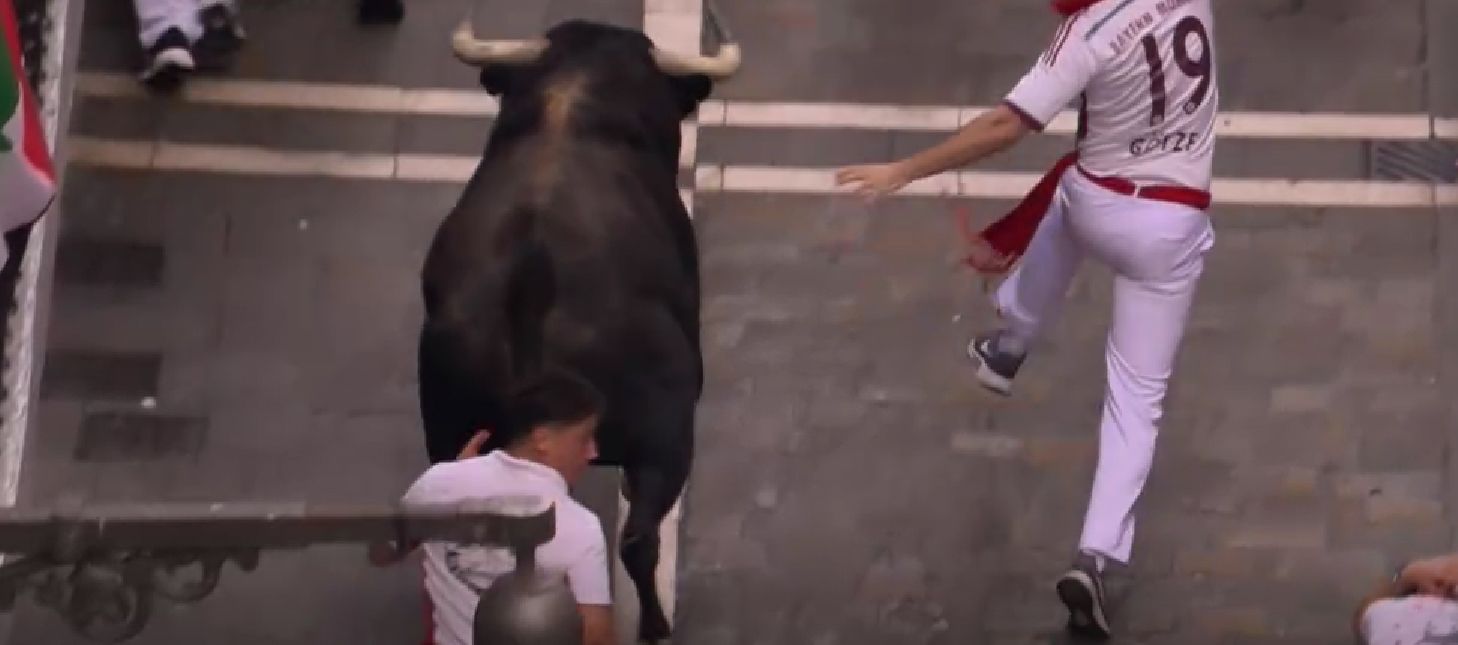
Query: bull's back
[{"left": 419, "top": 136, "right": 702, "bottom": 460}]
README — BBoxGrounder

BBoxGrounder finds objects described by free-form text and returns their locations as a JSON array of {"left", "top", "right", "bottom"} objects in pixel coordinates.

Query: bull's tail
[
  {"left": 502, "top": 234, "right": 555, "bottom": 380},
  {"left": 418, "top": 318, "right": 493, "bottom": 463}
]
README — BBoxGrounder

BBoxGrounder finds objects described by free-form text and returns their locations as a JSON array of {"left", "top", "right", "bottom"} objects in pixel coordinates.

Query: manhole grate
[
  {"left": 1369, "top": 139, "right": 1458, "bottom": 183},
  {"left": 74, "top": 412, "right": 207, "bottom": 462}
]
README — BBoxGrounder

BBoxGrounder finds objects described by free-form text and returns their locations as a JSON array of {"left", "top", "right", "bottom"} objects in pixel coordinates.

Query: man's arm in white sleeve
[
  {"left": 568, "top": 525, "right": 615, "bottom": 645},
  {"left": 835, "top": 16, "right": 1101, "bottom": 197},
  {"left": 1003, "top": 16, "right": 1100, "bottom": 131}
]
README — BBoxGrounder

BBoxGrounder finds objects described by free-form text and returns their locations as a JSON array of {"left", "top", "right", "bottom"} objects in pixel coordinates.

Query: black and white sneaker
[
  {"left": 139, "top": 27, "right": 194, "bottom": 92},
  {"left": 194, "top": 3, "right": 245, "bottom": 70},
  {"left": 966, "top": 329, "right": 1026, "bottom": 396},
  {"left": 1056, "top": 552, "right": 1111, "bottom": 640}
]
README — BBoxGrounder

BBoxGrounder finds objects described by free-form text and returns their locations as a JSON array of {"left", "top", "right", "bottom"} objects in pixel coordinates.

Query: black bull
[{"left": 416, "top": 19, "right": 738, "bottom": 643}]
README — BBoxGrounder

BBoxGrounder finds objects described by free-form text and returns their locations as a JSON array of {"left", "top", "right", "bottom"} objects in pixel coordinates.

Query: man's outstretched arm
[{"left": 835, "top": 104, "right": 1033, "bottom": 199}]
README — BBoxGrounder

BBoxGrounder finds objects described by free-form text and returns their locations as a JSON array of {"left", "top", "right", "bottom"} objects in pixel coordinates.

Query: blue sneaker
[
  {"left": 1056, "top": 552, "right": 1111, "bottom": 639},
  {"left": 966, "top": 329, "right": 1026, "bottom": 396}
]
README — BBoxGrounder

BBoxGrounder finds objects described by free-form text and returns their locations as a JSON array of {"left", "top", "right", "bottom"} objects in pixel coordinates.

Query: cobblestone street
[{"left": 6, "top": 0, "right": 1458, "bottom": 642}]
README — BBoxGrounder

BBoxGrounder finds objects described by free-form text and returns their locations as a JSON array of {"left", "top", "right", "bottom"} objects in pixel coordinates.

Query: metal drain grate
[
  {"left": 74, "top": 412, "right": 207, "bottom": 462},
  {"left": 1368, "top": 139, "right": 1458, "bottom": 183}
]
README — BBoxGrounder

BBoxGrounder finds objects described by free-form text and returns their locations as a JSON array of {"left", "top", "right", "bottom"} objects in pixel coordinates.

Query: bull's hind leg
[
  {"left": 620, "top": 442, "right": 692, "bottom": 642},
  {"left": 416, "top": 327, "right": 475, "bottom": 463}
]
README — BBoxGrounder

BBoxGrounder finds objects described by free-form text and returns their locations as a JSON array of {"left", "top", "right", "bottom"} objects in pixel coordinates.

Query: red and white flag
[{"left": 1, "top": 0, "right": 56, "bottom": 238}]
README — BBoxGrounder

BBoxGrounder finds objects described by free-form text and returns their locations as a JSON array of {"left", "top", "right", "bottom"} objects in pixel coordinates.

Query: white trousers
[
  {"left": 134, "top": 0, "right": 230, "bottom": 47},
  {"left": 992, "top": 168, "right": 1214, "bottom": 565}
]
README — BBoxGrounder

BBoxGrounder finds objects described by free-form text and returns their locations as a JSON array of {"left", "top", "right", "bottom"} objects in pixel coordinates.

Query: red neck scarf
[{"left": 1053, "top": 0, "right": 1106, "bottom": 16}]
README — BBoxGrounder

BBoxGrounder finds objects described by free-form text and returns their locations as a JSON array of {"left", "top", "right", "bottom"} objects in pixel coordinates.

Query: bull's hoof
[
  {"left": 357, "top": 0, "right": 404, "bottom": 25},
  {"left": 637, "top": 613, "right": 671, "bottom": 643}
]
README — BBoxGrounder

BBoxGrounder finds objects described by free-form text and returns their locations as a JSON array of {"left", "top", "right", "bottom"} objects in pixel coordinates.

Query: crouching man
[
  {"left": 369, "top": 369, "right": 616, "bottom": 645},
  {"left": 1355, "top": 553, "right": 1458, "bottom": 644}
]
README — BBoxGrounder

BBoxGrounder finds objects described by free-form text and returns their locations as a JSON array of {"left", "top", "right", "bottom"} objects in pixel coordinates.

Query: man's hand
[
  {"left": 367, "top": 430, "right": 489, "bottom": 568},
  {"left": 579, "top": 605, "right": 616, "bottom": 645},
  {"left": 365, "top": 539, "right": 417, "bottom": 567},
  {"left": 835, "top": 162, "right": 913, "bottom": 201},
  {"left": 457, "top": 430, "right": 491, "bottom": 460},
  {"left": 835, "top": 104, "right": 1031, "bottom": 204}
]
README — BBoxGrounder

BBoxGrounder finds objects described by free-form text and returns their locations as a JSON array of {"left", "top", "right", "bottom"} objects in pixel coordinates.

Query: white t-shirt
[
  {"left": 402, "top": 450, "right": 611, "bottom": 645},
  {"left": 1361, "top": 596, "right": 1458, "bottom": 644},
  {"left": 1004, "top": 0, "right": 1218, "bottom": 190}
]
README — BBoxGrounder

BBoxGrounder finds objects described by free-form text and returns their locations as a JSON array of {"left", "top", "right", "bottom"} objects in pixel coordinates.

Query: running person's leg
[
  {"left": 1055, "top": 174, "right": 1214, "bottom": 638},
  {"left": 971, "top": 182, "right": 1085, "bottom": 395}
]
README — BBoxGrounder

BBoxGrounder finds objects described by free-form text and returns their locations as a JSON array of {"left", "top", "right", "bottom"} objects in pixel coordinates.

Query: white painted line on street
[
  {"left": 154, "top": 141, "right": 396, "bottom": 179},
  {"left": 77, "top": 71, "right": 489, "bottom": 116},
  {"left": 74, "top": 72, "right": 1454, "bottom": 142},
  {"left": 705, "top": 165, "right": 1458, "bottom": 208},
  {"left": 66, "top": 137, "right": 1458, "bottom": 208},
  {"left": 719, "top": 101, "right": 962, "bottom": 131},
  {"left": 67, "top": 137, "right": 156, "bottom": 169},
  {"left": 1213, "top": 112, "right": 1435, "bottom": 141},
  {"left": 396, "top": 153, "right": 477, "bottom": 183},
  {"left": 1436, "top": 117, "right": 1458, "bottom": 140},
  {"left": 1209, "top": 178, "right": 1443, "bottom": 208}
]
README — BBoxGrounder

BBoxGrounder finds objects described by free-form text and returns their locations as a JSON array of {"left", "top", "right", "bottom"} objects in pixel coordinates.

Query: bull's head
[{"left": 449, "top": 17, "right": 741, "bottom": 119}]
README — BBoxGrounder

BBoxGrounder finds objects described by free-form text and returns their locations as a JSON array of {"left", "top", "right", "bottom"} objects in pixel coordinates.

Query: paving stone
[
  {"left": 1359, "top": 421, "right": 1448, "bottom": 471},
  {"left": 1334, "top": 471, "right": 1444, "bottom": 502},
  {"left": 54, "top": 235, "right": 165, "bottom": 288},
  {"left": 72, "top": 411, "right": 207, "bottom": 462},
  {"left": 1250, "top": 412, "right": 1358, "bottom": 469},
  {"left": 1268, "top": 383, "right": 1335, "bottom": 414},
  {"left": 40, "top": 349, "right": 161, "bottom": 401},
  {"left": 1364, "top": 497, "right": 1445, "bottom": 525},
  {"left": 70, "top": 95, "right": 168, "bottom": 141},
  {"left": 1172, "top": 547, "right": 1276, "bottom": 580},
  {"left": 1185, "top": 606, "right": 1276, "bottom": 640},
  {"left": 947, "top": 432, "right": 1023, "bottom": 459},
  {"left": 1329, "top": 500, "right": 1454, "bottom": 554},
  {"left": 396, "top": 115, "right": 495, "bottom": 156},
  {"left": 1223, "top": 512, "right": 1328, "bottom": 550},
  {"left": 161, "top": 104, "right": 398, "bottom": 153}
]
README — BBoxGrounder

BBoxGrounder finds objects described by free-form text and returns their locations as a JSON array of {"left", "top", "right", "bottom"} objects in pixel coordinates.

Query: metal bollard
[
  {"left": 473, "top": 567, "right": 582, "bottom": 645},
  {"left": 456, "top": 496, "right": 583, "bottom": 645}
]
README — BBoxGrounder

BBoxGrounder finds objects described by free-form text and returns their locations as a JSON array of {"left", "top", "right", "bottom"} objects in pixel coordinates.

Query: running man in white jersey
[{"left": 837, "top": 0, "right": 1218, "bottom": 638}]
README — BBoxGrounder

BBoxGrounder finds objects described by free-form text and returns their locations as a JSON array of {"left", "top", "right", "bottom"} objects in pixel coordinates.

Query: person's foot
[
  {"left": 194, "top": 3, "right": 245, "bottom": 70},
  {"left": 139, "top": 27, "right": 194, "bottom": 92},
  {"left": 966, "top": 329, "right": 1026, "bottom": 396},
  {"left": 357, "top": 0, "right": 405, "bottom": 25},
  {"left": 1056, "top": 552, "right": 1111, "bottom": 640}
]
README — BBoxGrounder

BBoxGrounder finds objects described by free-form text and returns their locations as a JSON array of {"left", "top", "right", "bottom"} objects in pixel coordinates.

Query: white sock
[{"left": 996, "top": 331, "right": 1028, "bottom": 355}]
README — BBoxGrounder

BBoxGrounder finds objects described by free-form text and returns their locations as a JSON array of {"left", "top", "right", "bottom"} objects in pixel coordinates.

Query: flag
[{"left": 1, "top": 0, "right": 56, "bottom": 240}]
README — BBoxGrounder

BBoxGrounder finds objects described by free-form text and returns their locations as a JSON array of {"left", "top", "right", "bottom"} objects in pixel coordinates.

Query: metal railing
[{"left": 0, "top": 499, "right": 582, "bottom": 644}]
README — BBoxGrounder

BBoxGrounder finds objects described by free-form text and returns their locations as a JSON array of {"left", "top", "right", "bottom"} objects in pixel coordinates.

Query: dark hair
[{"left": 502, "top": 368, "right": 605, "bottom": 445}]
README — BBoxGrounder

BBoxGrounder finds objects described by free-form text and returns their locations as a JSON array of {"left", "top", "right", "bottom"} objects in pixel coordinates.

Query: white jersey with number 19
[{"left": 1003, "top": 0, "right": 1218, "bottom": 191}]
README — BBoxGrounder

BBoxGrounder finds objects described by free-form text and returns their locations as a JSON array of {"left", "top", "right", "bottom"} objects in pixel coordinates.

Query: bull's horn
[
  {"left": 651, "top": 43, "right": 742, "bottom": 79},
  {"left": 450, "top": 18, "right": 547, "bottom": 66}
]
